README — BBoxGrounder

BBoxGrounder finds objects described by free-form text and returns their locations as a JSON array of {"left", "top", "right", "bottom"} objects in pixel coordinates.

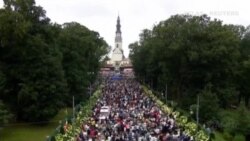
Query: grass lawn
[
  {"left": 0, "top": 108, "right": 72, "bottom": 141},
  {"left": 214, "top": 131, "right": 226, "bottom": 141},
  {"left": 212, "top": 108, "right": 249, "bottom": 141},
  {"left": 214, "top": 131, "right": 245, "bottom": 141}
]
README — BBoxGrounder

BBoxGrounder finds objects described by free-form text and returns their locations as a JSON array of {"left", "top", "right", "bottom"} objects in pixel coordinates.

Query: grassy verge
[
  {"left": 54, "top": 88, "right": 102, "bottom": 141},
  {"left": 143, "top": 85, "right": 249, "bottom": 141},
  {"left": 214, "top": 131, "right": 245, "bottom": 141},
  {"left": 142, "top": 85, "right": 209, "bottom": 141},
  {"left": 0, "top": 108, "right": 72, "bottom": 141},
  {"left": 214, "top": 131, "right": 226, "bottom": 141},
  {"left": 212, "top": 109, "right": 248, "bottom": 141}
]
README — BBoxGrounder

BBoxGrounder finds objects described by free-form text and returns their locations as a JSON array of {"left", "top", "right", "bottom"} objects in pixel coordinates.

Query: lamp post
[
  {"left": 87, "top": 72, "right": 94, "bottom": 98},
  {"left": 72, "top": 96, "right": 75, "bottom": 137},
  {"left": 88, "top": 83, "right": 92, "bottom": 97},
  {"left": 196, "top": 94, "right": 200, "bottom": 126},
  {"left": 72, "top": 96, "right": 75, "bottom": 119},
  {"left": 165, "top": 83, "right": 168, "bottom": 104}
]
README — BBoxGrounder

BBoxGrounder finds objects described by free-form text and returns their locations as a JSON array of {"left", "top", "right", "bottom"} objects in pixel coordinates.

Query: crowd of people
[{"left": 76, "top": 78, "right": 193, "bottom": 141}]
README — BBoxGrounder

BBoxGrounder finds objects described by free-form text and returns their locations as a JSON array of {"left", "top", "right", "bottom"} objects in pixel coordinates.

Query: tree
[
  {"left": 0, "top": 0, "right": 109, "bottom": 122},
  {"left": 220, "top": 104, "right": 250, "bottom": 140},
  {"left": 198, "top": 85, "right": 220, "bottom": 123},
  {"left": 130, "top": 14, "right": 242, "bottom": 109},
  {"left": 0, "top": 71, "right": 12, "bottom": 126},
  {"left": 0, "top": 0, "right": 67, "bottom": 121},
  {"left": 238, "top": 26, "right": 250, "bottom": 107},
  {"left": 0, "top": 100, "right": 13, "bottom": 126},
  {"left": 57, "top": 22, "right": 109, "bottom": 104},
  {"left": 236, "top": 104, "right": 250, "bottom": 140}
]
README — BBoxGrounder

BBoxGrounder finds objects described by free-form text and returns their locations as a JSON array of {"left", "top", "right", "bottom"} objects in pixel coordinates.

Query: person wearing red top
[{"left": 89, "top": 126, "right": 97, "bottom": 140}]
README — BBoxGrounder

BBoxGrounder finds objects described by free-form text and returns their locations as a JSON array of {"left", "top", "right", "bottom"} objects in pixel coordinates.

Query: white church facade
[
  {"left": 103, "top": 16, "right": 133, "bottom": 75},
  {"left": 111, "top": 15, "right": 124, "bottom": 63}
]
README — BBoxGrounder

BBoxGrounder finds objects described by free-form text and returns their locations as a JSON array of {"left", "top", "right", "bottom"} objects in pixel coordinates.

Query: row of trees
[
  {"left": 0, "top": 0, "right": 109, "bottom": 123},
  {"left": 129, "top": 14, "right": 250, "bottom": 138}
]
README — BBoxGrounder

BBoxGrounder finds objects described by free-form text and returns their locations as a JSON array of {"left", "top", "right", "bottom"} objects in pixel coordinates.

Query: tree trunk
[
  {"left": 238, "top": 93, "right": 242, "bottom": 106},
  {"left": 245, "top": 95, "right": 249, "bottom": 107}
]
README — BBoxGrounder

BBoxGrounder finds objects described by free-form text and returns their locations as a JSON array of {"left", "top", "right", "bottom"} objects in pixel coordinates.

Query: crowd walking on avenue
[{"left": 76, "top": 78, "right": 192, "bottom": 141}]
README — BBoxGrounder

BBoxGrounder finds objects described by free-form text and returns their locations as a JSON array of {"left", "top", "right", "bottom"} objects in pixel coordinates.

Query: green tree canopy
[
  {"left": 0, "top": 0, "right": 109, "bottom": 122},
  {"left": 57, "top": 22, "right": 109, "bottom": 104},
  {"left": 130, "top": 14, "right": 242, "bottom": 110}
]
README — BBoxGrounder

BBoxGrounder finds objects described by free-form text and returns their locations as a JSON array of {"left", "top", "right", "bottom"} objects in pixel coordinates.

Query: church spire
[
  {"left": 116, "top": 15, "right": 121, "bottom": 34},
  {"left": 111, "top": 15, "right": 124, "bottom": 67},
  {"left": 115, "top": 15, "right": 122, "bottom": 43}
]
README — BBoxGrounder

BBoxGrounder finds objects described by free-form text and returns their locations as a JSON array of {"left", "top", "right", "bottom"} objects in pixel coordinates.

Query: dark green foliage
[
  {"left": 236, "top": 104, "right": 250, "bottom": 136},
  {"left": 219, "top": 105, "right": 250, "bottom": 140},
  {"left": 0, "top": 0, "right": 109, "bottom": 122},
  {"left": 130, "top": 15, "right": 241, "bottom": 108},
  {"left": 0, "top": 100, "right": 12, "bottom": 126},
  {"left": 238, "top": 26, "right": 250, "bottom": 107},
  {"left": 130, "top": 14, "right": 250, "bottom": 137},
  {"left": 0, "top": 0, "right": 67, "bottom": 122},
  {"left": 198, "top": 85, "right": 220, "bottom": 122},
  {"left": 57, "top": 22, "right": 108, "bottom": 104}
]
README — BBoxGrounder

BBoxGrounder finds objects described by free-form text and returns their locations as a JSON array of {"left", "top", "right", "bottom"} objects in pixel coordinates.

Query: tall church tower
[
  {"left": 115, "top": 16, "right": 122, "bottom": 51},
  {"left": 111, "top": 15, "right": 124, "bottom": 65}
]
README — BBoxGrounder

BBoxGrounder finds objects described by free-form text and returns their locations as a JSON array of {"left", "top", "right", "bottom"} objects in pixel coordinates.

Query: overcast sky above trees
[{"left": 0, "top": 0, "right": 249, "bottom": 57}]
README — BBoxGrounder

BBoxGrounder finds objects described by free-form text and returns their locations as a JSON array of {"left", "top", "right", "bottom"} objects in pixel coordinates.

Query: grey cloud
[{"left": 0, "top": 0, "right": 249, "bottom": 57}]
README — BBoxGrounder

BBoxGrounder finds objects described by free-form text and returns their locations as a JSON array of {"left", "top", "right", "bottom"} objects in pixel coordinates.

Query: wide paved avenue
[{"left": 76, "top": 78, "right": 192, "bottom": 141}]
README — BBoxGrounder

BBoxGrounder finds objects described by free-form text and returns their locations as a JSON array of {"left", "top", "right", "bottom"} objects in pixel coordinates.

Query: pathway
[{"left": 76, "top": 78, "right": 192, "bottom": 141}]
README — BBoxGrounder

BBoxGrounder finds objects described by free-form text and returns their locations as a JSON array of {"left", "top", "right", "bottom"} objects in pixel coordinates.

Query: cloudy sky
[{"left": 0, "top": 0, "right": 249, "bottom": 57}]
